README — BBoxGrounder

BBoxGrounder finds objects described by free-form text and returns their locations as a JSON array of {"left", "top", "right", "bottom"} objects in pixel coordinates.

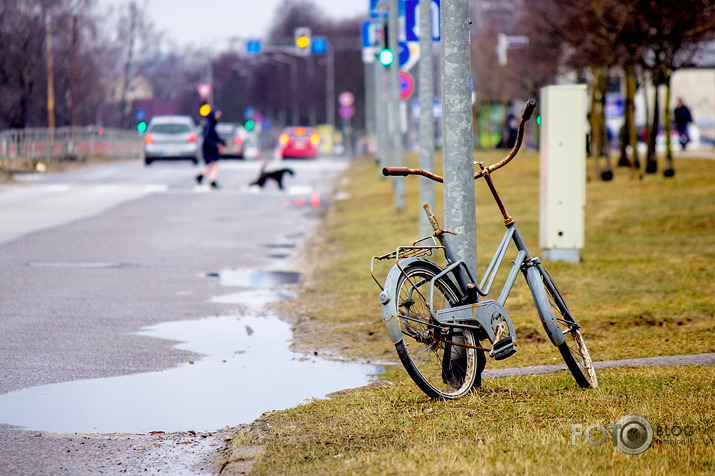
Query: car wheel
[
  {"left": 144, "top": 158, "right": 152, "bottom": 166},
  {"left": 192, "top": 158, "right": 199, "bottom": 165}
]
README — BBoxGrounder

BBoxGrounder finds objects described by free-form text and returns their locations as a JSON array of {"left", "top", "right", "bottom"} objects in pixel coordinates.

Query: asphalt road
[{"left": 0, "top": 156, "right": 350, "bottom": 474}]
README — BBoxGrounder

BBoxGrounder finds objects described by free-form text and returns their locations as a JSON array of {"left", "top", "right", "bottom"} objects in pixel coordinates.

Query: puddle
[
  {"left": 264, "top": 243, "right": 297, "bottom": 249},
  {"left": 206, "top": 269, "right": 301, "bottom": 288},
  {"left": 0, "top": 314, "right": 379, "bottom": 434},
  {"left": 209, "top": 289, "right": 296, "bottom": 307}
]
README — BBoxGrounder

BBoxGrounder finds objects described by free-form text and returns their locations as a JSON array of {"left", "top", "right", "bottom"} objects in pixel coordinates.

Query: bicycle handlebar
[{"left": 383, "top": 98, "right": 536, "bottom": 182}]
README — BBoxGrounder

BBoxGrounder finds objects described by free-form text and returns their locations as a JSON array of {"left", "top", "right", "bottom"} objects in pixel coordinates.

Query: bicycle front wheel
[
  {"left": 526, "top": 264, "right": 598, "bottom": 388},
  {"left": 393, "top": 262, "right": 482, "bottom": 399}
]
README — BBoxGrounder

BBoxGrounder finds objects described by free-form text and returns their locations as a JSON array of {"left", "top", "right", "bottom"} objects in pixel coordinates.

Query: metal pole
[
  {"left": 375, "top": 41, "right": 388, "bottom": 174},
  {"left": 274, "top": 54, "right": 299, "bottom": 125},
  {"left": 389, "top": 0, "right": 405, "bottom": 210},
  {"left": 308, "top": 56, "right": 316, "bottom": 126},
  {"left": 441, "top": 0, "right": 477, "bottom": 273},
  {"left": 418, "top": 0, "right": 436, "bottom": 237},
  {"left": 45, "top": 16, "right": 56, "bottom": 130},
  {"left": 326, "top": 42, "right": 335, "bottom": 129}
]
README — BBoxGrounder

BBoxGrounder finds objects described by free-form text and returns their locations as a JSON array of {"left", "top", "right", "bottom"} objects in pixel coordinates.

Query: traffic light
[
  {"left": 244, "top": 119, "right": 255, "bottom": 131},
  {"left": 136, "top": 120, "right": 147, "bottom": 133},
  {"left": 378, "top": 48, "right": 394, "bottom": 66},
  {"left": 199, "top": 102, "right": 211, "bottom": 117},
  {"left": 376, "top": 23, "right": 393, "bottom": 66},
  {"left": 294, "top": 27, "right": 311, "bottom": 56}
]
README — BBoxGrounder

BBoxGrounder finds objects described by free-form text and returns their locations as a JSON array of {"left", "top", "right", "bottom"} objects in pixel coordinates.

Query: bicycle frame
[
  {"left": 376, "top": 99, "right": 556, "bottom": 347},
  {"left": 374, "top": 98, "right": 598, "bottom": 394}
]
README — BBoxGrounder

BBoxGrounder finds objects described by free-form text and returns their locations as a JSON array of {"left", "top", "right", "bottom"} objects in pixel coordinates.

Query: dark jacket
[
  {"left": 202, "top": 112, "right": 225, "bottom": 163},
  {"left": 674, "top": 104, "right": 692, "bottom": 133}
]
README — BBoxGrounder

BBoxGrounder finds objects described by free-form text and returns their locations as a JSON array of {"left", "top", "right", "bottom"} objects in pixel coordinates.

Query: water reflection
[{"left": 0, "top": 314, "right": 379, "bottom": 434}]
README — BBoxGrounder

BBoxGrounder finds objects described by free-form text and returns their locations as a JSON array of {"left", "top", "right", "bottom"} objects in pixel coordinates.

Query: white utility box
[{"left": 539, "top": 85, "right": 587, "bottom": 263}]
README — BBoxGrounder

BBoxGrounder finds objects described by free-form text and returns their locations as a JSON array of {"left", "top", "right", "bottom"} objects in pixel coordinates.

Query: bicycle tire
[
  {"left": 525, "top": 265, "right": 598, "bottom": 388},
  {"left": 393, "top": 262, "right": 482, "bottom": 399}
]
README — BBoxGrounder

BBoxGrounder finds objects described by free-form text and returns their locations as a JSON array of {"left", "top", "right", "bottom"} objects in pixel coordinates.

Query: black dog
[{"left": 250, "top": 164, "right": 295, "bottom": 190}]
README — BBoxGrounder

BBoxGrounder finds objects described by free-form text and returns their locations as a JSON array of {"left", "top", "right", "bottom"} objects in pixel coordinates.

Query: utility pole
[
  {"left": 389, "top": 0, "right": 405, "bottom": 210},
  {"left": 326, "top": 42, "right": 335, "bottom": 129},
  {"left": 45, "top": 15, "right": 56, "bottom": 130},
  {"left": 441, "top": 0, "right": 477, "bottom": 273},
  {"left": 418, "top": 0, "right": 436, "bottom": 236},
  {"left": 71, "top": 14, "right": 78, "bottom": 127},
  {"left": 374, "top": 28, "right": 388, "bottom": 174}
]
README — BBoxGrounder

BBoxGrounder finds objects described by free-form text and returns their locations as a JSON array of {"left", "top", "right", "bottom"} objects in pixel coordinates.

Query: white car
[{"left": 143, "top": 115, "right": 200, "bottom": 165}]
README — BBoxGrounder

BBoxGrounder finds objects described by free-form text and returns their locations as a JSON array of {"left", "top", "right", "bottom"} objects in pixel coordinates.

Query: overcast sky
[{"left": 100, "top": 0, "right": 368, "bottom": 48}]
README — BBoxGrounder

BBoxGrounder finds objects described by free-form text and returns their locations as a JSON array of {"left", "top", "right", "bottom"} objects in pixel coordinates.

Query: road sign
[
  {"left": 362, "top": 21, "right": 377, "bottom": 63},
  {"left": 405, "top": 0, "right": 440, "bottom": 42},
  {"left": 339, "top": 105, "right": 355, "bottom": 119},
  {"left": 196, "top": 83, "right": 212, "bottom": 100},
  {"left": 338, "top": 92, "right": 354, "bottom": 107},
  {"left": 398, "top": 41, "right": 420, "bottom": 71},
  {"left": 369, "top": 0, "right": 388, "bottom": 18},
  {"left": 311, "top": 37, "right": 327, "bottom": 55},
  {"left": 399, "top": 70, "right": 414, "bottom": 100},
  {"left": 246, "top": 39, "right": 261, "bottom": 55}
]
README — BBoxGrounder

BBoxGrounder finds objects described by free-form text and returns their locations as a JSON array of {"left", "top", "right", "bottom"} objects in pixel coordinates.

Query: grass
[
  {"left": 225, "top": 151, "right": 715, "bottom": 474},
  {"left": 235, "top": 365, "right": 714, "bottom": 475}
]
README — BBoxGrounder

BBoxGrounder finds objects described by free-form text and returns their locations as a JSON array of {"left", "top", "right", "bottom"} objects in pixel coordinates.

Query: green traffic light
[
  {"left": 378, "top": 48, "right": 394, "bottom": 66},
  {"left": 245, "top": 119, "right": 255, "bottom": 131},
  {"left": 136, "top": 121, "right": 147, "bottom": 133},
  {"left": 536, "top": 115, "right": 541, "bottom": 126}
]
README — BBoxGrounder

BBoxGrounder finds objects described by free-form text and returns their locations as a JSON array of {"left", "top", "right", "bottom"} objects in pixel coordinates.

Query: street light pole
[
  {"left": 441, "top": 0, "right": 477, "bottom": 273},
  {"left": 418, "top": 0, "right": 436, "bottom": 237},
  {"left": 326, "top": 42, "right": 335, "bottom": 128},
  {"left": 271, "top": 54, "right": 299, "bottom": 125},
  {"left": 389, "top": 0, "right": 405, "bottom": 210}
]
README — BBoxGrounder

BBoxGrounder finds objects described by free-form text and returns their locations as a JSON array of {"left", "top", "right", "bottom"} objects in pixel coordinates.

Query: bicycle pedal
[{"left": 489, "top": 336, "right": 517, "bottom": 361}]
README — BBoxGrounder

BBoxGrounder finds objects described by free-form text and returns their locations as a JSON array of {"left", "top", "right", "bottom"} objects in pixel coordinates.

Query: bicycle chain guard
[{"left": 436, "top": 300, "right": 517, "bottom": 357}]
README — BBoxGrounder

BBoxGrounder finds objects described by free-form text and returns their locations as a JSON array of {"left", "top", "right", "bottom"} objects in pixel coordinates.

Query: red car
[{"left": 278, "top": 126, "right": 320, "bottom": 159}]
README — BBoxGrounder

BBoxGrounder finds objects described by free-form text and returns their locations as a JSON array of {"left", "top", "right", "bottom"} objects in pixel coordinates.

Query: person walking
[
  {"left": 674, "top": 98, "right": 693, "bottom": 150},
  {"left": 196, "top": 110, "right": 225, "bottom": 189}
]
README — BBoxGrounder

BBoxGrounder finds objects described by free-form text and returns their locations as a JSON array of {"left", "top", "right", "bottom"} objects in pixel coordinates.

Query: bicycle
[{"left": 370, "top": 99, "right": 598, "bottom": 399}]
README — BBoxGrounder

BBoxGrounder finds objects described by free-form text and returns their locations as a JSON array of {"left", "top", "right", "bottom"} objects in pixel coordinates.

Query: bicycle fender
[
  {"left": 525, "top": 265, "right": 566, "bottom": 346},
  {"left": 379, "top": 257, "right": 442, "bottom": 345}
]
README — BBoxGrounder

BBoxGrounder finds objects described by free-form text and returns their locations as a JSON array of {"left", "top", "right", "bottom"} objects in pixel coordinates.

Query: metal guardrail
[{"left": 0, "top": 127, "right": 143, "bottom": 171}]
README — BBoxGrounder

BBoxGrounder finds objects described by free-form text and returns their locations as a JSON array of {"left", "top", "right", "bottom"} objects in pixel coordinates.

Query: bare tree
[{"left": 637, "top": 0, "right": 715, "bottom": 176}]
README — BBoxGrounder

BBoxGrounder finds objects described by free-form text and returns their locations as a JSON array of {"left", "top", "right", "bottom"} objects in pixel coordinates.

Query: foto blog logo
[{"left": 571, "top": 414, "right": 654, "bottom": 455}]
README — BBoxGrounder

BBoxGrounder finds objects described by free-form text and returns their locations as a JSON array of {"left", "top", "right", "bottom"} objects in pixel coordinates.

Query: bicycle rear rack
[{"left": 370, "top": 243, "right": 446, "bottom": 291}]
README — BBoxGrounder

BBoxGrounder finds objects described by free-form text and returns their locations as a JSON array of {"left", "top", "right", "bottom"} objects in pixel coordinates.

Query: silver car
[{"left": 143, "top": 115, "right": 200, "bottom": 165}]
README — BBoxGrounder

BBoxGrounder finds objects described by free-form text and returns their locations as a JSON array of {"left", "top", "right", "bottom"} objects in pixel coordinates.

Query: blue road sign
[
  {"left": 369, "top": 0, "right": 387, "bottom": 18},
  {"left": 362, "top": 21, "right": 376, "bottom": 48},
  {"left": 405, "top": 0, "right": 440, "bottom": 42},
  {"left": 246, "top": 39, "right": 261, "bottom": 55},
  {"left": 312, "top": 37, "right": 327, "bottom": 55},
  {"left": 398, "top": 41, "right": 410, "bottom": 67}
]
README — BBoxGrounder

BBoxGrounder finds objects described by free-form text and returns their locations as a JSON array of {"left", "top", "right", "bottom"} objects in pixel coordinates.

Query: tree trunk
[
  {"left": 624, "top": 64, "right": 640, "bottom": 177},
  {"left": 646, "top": 80, "right": 659, "bottom": 174},
  {"left": 663, "top": 71, "right": 675, "bottom": 177},
  {"left": 589, "top": 72, "right": 600, "bottom": 179}
]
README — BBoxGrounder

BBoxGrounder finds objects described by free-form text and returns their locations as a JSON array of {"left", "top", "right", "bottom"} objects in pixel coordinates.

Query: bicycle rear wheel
[
  {"left": 526, "top": 264, "right": 598, "bottom": 388},
  {"left": 393, "top": 262, "right": 482, "bottom": 399}
]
